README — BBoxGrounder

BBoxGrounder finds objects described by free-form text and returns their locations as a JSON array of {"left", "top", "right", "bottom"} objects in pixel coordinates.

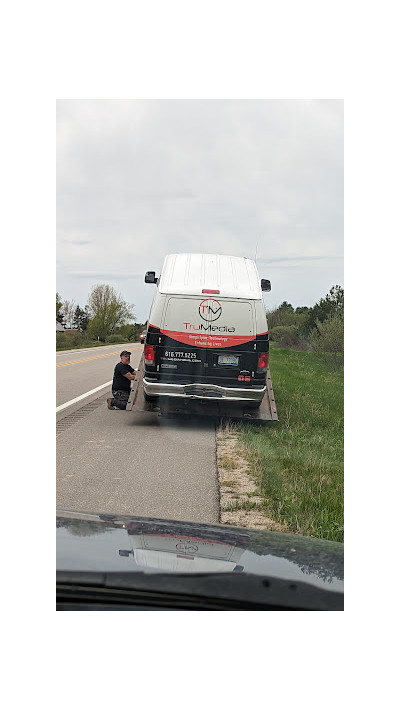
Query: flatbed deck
[{"left": 126, "top": 354, "right": 278, "bottom": 423}]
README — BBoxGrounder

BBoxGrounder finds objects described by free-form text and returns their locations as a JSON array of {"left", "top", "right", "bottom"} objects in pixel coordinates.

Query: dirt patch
[{"left": 216, "top": 424, "right": 289, "bottom": 532}]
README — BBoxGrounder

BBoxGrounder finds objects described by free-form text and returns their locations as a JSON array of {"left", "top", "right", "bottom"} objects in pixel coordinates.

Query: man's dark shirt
[{"left": 112, "top": 362, "right": 134, "bottom": 392}]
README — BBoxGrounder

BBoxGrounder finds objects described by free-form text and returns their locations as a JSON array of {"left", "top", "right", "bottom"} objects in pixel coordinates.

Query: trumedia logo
[
  {"left": 183, "top": 299, "right": 235, "bottom": 332},
  {"left": 183, "top": 323, "right": 236, "bottom": 332},
  {"left": 198, "top": 298, "right": 222, "bottom": 322}
]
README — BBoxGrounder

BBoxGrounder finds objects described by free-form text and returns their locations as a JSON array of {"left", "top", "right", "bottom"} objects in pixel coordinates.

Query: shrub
[
  {"left": 67, "top": 331, "right": 87, "bottom": 347},
  {"left": 56, "top": 333, "right": 68, "bottom": 349},
  {"left": 267, "top": 303, "right": 309, "bottom": 330},
  {"left": 56, "top": 331, "right": 96, "bottom": 350},
  {"left": 269, "top": 325, "right": 308, "bottom": 350},
  {"left": 309, "top": 313, "right": 344, "bottom": 371},
  {"left": 106, "top": 334, "right": 125, "bottom": 343}
]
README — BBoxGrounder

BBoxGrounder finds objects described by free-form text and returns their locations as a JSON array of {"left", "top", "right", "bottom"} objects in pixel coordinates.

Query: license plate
[{"left": 218, "top": 355, "right": 239, "bottom": 366}]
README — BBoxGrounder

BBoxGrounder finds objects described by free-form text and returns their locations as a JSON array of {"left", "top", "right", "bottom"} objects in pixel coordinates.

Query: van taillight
[
  {"left": 145, "top": 344, "right": 155, "bottom": 365},
  {"left": 257, "top": 352, "right": 269, "bottom": 372}
]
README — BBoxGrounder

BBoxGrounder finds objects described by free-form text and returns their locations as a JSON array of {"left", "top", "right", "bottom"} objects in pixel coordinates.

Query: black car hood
[{"left": 57, "top": 510, "right": 343, "bottom": 594}]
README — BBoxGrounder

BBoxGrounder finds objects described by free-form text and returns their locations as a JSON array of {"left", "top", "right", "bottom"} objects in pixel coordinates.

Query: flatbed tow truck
[{"left": 126, "top": 353, "right": 278, "bottom": 424}]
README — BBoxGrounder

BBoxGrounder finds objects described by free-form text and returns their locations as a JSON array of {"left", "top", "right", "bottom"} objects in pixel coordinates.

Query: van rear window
[{"left": 163, "top": 297, "right": 254, "bottom": 335}]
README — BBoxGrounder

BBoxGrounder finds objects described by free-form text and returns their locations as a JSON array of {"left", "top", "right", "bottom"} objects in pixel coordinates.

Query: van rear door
[
  {"left": 160, "top": 296, "right": 256, "bottom": 380},
  {"left": 159, "top": 296, "right": 208, "bottom": 378},
  {"left": 202, "top": 299, "right": 257, "bottom": 381}
]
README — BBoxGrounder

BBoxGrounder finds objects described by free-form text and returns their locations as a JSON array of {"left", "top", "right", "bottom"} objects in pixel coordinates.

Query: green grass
[
  {"left": 238, "top": 345, "right": 343, "bottom": 542},
  {"left": 56, "top": 342, "right": 108, "bottom": 351}
]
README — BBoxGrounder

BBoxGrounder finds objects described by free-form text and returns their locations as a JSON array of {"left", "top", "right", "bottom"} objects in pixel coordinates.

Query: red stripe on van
[{"left": 160, "top": 328, "right": 256, "bottom": 348}]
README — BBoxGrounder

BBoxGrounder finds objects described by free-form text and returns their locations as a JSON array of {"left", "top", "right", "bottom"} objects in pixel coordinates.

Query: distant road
[{"left": 56, "top": 344, "right": 220, "bottom": 524}]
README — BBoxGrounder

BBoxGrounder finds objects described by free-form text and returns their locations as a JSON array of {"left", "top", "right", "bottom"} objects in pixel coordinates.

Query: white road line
[{"left": 56, "top": 381, "right": 112, "bottom": 413}]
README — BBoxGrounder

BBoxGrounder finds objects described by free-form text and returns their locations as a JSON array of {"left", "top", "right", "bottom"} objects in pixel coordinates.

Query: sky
[{"left": 56, "top": 99, "right": 343, "bottom": 323}]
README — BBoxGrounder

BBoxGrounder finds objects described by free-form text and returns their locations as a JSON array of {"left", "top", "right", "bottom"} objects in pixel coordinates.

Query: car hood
[{"left": 56, "top": 510, "right": 343, "bottom": 593}]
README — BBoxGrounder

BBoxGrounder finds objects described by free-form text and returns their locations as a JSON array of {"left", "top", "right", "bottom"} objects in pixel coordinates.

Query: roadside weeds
[{"left": 216, "top": 421, "right": 289, "bottom": 532}]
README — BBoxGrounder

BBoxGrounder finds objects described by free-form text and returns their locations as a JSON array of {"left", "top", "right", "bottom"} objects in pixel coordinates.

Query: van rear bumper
[{"left": 143, "top": 378, "right": 266, "bottom": 402}]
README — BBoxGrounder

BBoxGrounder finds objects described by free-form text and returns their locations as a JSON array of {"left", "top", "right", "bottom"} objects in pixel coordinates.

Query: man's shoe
[{"left": 107, "top": 398, "right": 113, "bottom": 410}]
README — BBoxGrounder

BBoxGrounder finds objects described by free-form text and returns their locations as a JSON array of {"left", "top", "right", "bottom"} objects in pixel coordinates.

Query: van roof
[{"left": 158, "top": 253, "right": 263, "bottom": 299}]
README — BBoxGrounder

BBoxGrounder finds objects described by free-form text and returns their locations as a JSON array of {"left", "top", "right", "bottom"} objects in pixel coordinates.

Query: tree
[
  {"left": 73, "top": 305, "right": 89, "bottom": 331},
  {"left": 277, "top": 301, "right": 294, "bottom": 313},
  {"left": 86, "top": 284, "right": 135, "bottom": 341},
  {"left": 267, "top": 301, "right": 301, "bottom": 329},
  {"left": 56, "top": 292, "right": 64, "bottom": 323},
  {"left": 61, "top": 299, "right": 77, "bottom": 329},
  {"left": 303, "top": 285, "right": 344, "bottom": 335},
  {"left": 113, "top": 323, "right": 138, "bottom": 341}
]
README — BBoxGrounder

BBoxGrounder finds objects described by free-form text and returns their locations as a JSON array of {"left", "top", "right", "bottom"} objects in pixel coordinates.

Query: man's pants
[{"left": 111, "top": 390, "right": 130, "bottom": 410}]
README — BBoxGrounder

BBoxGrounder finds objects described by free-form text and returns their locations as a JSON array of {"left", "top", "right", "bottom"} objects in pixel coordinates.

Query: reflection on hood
[{"left": 56, "top": 511, "right": 343, "bottom": 590}]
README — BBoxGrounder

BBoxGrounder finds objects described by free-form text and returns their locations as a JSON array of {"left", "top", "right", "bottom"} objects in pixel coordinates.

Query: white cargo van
[{"left": 143, "top": 253, "right": 271, "bottom": 408}]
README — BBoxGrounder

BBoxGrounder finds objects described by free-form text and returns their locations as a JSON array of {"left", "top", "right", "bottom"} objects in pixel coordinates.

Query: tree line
[
  {"left": 56, "top": 284, "right": 145, "bottom": 347},
  {"left": 57, "top": 282, "right": 344, "bottom": 370},
  {"left": 266, "top": 285, "right": 344, "bottom": 371}
]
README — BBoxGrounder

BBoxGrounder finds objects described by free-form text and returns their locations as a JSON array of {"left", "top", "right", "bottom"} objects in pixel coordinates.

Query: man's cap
[{"left": 120, "top": 350, "right": 131, "bottom": 357}]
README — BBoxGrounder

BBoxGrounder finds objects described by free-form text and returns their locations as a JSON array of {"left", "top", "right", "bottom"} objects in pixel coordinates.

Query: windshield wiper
[{"left": 57, "top": 571, "right": 343, "bottom": 611}]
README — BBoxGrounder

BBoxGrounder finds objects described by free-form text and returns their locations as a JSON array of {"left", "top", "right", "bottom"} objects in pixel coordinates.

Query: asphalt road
[{"left": 56, "top": 343, "right": 220, "bottom": 523}]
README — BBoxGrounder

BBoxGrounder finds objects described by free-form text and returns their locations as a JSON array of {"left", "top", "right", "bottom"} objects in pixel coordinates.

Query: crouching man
[{"left": 107, "top": 350, "right": 137, "bottom": 410}]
